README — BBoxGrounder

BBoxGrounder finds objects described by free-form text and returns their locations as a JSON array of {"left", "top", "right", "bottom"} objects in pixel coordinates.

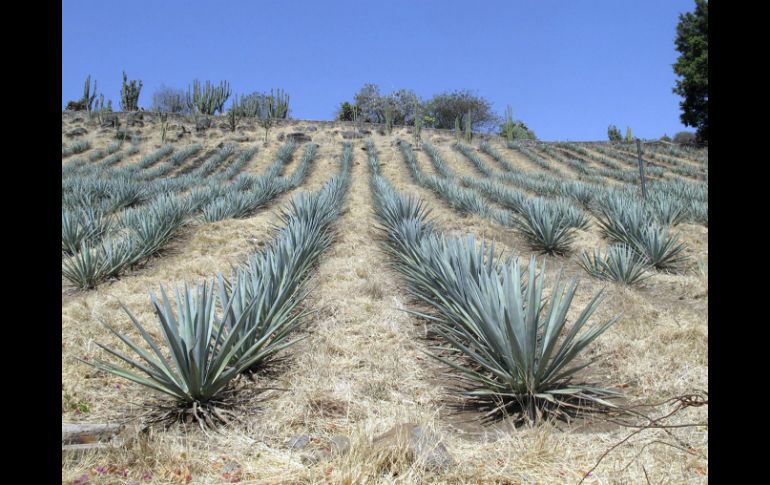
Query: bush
[
  {"left": 608, "top": 125, "right": 622, "bottom": 142},
  {"left": 424, "top": 90, "right": 498, "bottom": 130},
  {"left": 65, "top": 100, "right": 86, "bottom": 111},
  {"left": 500, "top": 120, "right": 536, "bottom": 140},
  {"left": 673, "top": 131, "right": 697, "bottom": 145},
  {"left": 350, "top": 84, "right": 420, "bottom": 125},
  {"left": 337, "top": 101, "right": 357, "bottom": 121},
  {"left": 151, "top": 85, "right": 188, "bottom": 113}
]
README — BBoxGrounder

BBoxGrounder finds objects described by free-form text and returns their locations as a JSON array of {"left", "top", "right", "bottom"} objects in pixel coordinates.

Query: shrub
[
  {"left": 673, "top": 131, "right": 697, "bottom": 145},
  {"left": 424, "top": 90, "right": 498, "bottom": 130},
  {"left": 608, "top": 125, "right": 622, "bottom": 142},
  {"left": 500, "top": 106, "right": 536, "bottom": 140},
  {"left": 151, "top": 85, "right": 188, "bottom": 113},
  {"left": 337, "top": 101, "right": 357, "bottom": 121}
]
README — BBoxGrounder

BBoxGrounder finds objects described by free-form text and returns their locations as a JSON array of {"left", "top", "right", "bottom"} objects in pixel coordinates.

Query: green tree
[
  {"left": 607, "top": 125, "right": 622, "bottom": 142},
  {"left": 337, "top": 102, "right": 357, "bottom": 121},
  {"left": 673, "top": 0, "right": 708, "bottom": 144}
]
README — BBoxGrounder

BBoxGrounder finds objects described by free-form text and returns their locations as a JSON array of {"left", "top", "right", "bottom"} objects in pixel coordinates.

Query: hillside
[{"left": 62, "top": 112, "right": 708, "bottom": 484}]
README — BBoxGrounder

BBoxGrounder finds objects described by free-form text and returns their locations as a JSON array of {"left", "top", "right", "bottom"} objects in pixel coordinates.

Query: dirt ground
[{"left": 62, "top": 114, "right": 708, "bottom": 484}]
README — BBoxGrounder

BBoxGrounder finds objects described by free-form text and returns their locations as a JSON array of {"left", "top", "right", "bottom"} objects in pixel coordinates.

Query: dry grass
[{"left": 62, "top": 117, "right": 707, "bottom": 484}]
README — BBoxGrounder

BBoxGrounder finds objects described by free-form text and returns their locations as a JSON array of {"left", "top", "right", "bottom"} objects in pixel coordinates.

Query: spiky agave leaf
[{"left": 578, "top": 244, "right": 651, "bottom": 286}]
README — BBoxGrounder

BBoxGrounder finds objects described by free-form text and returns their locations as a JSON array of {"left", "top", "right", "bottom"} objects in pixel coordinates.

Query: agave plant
[
  {"left": 645, "top": 192, "right": 688, "bottom": 226},
  {"left": 629, "top": 225, "right": 688, "bottom": 271},
  {"left": 512, "top": 199, "right": 576, "bottom": 255},
  {"left": 579, "top": 244, "right": 651, "bottom": 286},
  {"left": 62, "top": 238, "right": 138, "bottom": 289},
  {"left": 83, "top": 281, "right": 273, "bottom": 427},
  {"left": 427, "top": 254, "right": 620, "bottom": 424}
]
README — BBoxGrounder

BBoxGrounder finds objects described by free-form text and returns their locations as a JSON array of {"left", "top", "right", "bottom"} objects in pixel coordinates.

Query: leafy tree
[
  {"left": 608, "top": 125, "right": 622, "bottom": 142},
  {"left": 353, "top": 83, "right": 385, "bottom": 123},
  {"left": 424, "top": 90, "right": 498, "bottom": 130},
  {"left": 673, "top": 0, "right": 708, "bottom": 144},
  {"left": 152, "top": 85, "right": 189, "bottom": 113},
  {"left": 337, "top": 101, "right": 357, "bottom": 121}
]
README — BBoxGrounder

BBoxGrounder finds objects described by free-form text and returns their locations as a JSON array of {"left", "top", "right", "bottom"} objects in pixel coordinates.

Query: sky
[{"left": 62, "top": 0, "right": 698, "bottom": 141}]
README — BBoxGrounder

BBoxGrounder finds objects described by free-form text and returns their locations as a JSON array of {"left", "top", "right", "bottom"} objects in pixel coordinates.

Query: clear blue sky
[{"left": 62, "top": 0, "right": 697, "bottom": 141}]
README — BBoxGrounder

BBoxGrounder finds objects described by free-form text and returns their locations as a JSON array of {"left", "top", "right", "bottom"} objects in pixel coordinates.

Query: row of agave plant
[
  {"left": 553, "top": 143, "right": 666, "bottom": 184},
  {"left": 435, "top": 142, "right": 590, "bottom": 255},
  {"left": 585, "top": 142, "right": 707, "bottom": 181},
  {"left": 62, "top": 140, "right": 91, "bottom": 158},
  {"left": 482, "top": 142, "right": 696, "bottom": 280},
  {"left": 645, "top": 142, "right": 708, "bottom": 165},
  {"left": 400, "top": 140, "right": 587, "bottom": 255},
  {"left": 62, "top": 140, "right": 315, "bottom": 289},
  {"left": 81, "top": 144, "right": 353, "bottom": 428},
  {"left": 483, "top": 141, "right": 707, "bottom": 227},
  {"left": 62, "top": 143, "right": 241, "bottom": 255},
  {"left": 399, "top": 140, "right": 696, "bottom": 284},
  {"left": 366, "top": 139, "right": 621, "bottom": 425}
]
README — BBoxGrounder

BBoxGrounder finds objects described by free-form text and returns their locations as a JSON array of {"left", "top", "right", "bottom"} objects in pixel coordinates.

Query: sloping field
[{"left": 62, "top": 113, "right": 707, "bottom": 484}]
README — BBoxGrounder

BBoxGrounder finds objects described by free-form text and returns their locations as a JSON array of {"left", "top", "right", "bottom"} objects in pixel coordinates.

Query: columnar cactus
[
  {"left": 83, "top": 75, "right": 97, "bottom": 113},
  {"left": 120, "top": 71, "right": 143, "bottom": 111},
  {"left": 186, "top": 80, "right": 232, "bottom": 116}
]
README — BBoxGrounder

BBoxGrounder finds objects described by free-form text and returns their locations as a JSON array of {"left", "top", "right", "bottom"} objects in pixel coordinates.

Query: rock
[
  {"left": 341, "top": 130, "right": 362, "bottom": 139},
  {"left": 65, "top": 127, "right": 88, "bottom": 138},
  {"left": 101, "top": 113, "right": 119, "bottom": 128},
  {"left": 372, "top": 423, "right": 454, "bottom": 472},
  {"left": 330, "top": 435, "right": 351, "bottom": 455},
  {"left": 195, "top": 117, "right": 211, "bottom": 132},
  {"left": 277, "top": 133, "right": 285, "bottom": 141},
  {"left": 71, "top": 117, "right": 84, "bottom": 123},
  {"left": 297, "top": 435, "right": 351, "bottom": 465},
  {"left": 377, "top": 129, "right": 386, "bottom": 136},
  {"left": 360, "top": 129, "right": 371, "bottom": 135},
  {"left": 305, "top": 126, "right": 318, "bottom": 132},
  {"left": 287, "top": 434, "right": 310, "bottom": 450},
  {"left": 287, "top": 132, "right": 312, "bottom": 143}
]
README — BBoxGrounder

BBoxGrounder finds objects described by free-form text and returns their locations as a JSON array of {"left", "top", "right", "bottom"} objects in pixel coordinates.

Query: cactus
[
  {"left": 413, "top": 101, "right": 423, "bottom": 147},
  {"left": 502, "top": 105, "right": 515, "bottom": 141},
  {"left": 258, "top": 89, "right": 291, "bottom": 143},
  {"left": 227, "top": 105, "right": 239, "bottom": 132},
  {"left": 268, "top": 88, "right": 290, "bottom": 119},
  {"left": 455, "top": 116, "right": 461, "bottom": 143},
  {"left": 119, "top": 71, "right": 143, "bottom": 112},
  {"left": 186, "top": 80, "right": 232, "bottom": 116},
  {"left": 83, "top": 75, "right": 97, "bottom": 113},
  {"left": 626, "top": 126, "right": 633, "bottom": 142},
  {"left": 384, "top": 102, "right": 394, "bottom": 134},
  {"left": 464, "top": 110, "right": 472, "bottom": 142},
  {"left": 158, "top": 111, "right": 169, "bottom": 143}
]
